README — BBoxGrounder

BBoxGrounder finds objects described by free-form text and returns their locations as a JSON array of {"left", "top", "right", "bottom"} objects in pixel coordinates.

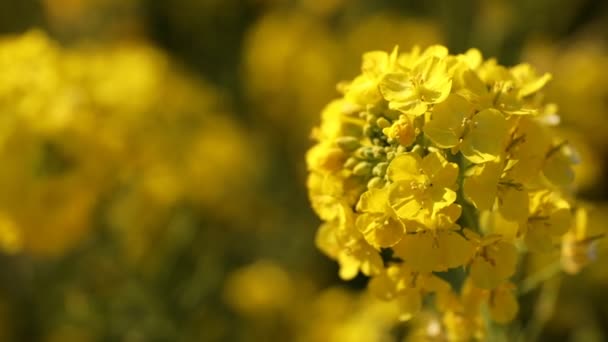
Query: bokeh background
[{"left": 0, "top": 0, "right": 607, "bottom": 341}]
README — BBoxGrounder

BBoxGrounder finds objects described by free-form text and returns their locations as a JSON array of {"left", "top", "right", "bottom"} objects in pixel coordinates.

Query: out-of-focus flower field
[{"left": 0, "top": 0, "right": 606, "bottom": 341}]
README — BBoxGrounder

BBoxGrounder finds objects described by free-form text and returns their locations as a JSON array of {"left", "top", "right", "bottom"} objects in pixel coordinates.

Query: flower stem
[{"left": 453, "top": 152, "right": 479, "bottom": 232}]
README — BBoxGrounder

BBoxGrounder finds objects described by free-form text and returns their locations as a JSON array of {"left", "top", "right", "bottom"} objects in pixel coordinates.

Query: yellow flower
[
  {"left": 476, "top": 60, "right": 549, "bottom": 116},
  {"left": 453, "top": 57, "right": 550, "bottom": 117},
  {"left": 368, "top": 264, "right": 451, "bottom": 321},
  {"left": 382, "top": 114, "right": 417, "bottom": 147},
  {"left": 307, "top": 144, "right": 347, "bottom": 173},
  {"left": 392, "top": 229, "right": 475, "bottom": 273},
  {"left": 509, "top": 63, "right": 552, "bottom": 98},
  {"left": 380, "top": 46, "right": 452, "bottom": 116},
  {"left": 336, "top": 236, "right": 385, "bottom": 280},
  {"left": 424, "top": 94, "right": 508, "bottom": 163},
  {"left": 524, "top": 190, "right": 572, "bottom": 252},
  {"left": 386, "top": 151, "right": 459, "bottom": 224},
  {"left": 223, "top": 261, "right": 293, "bottom": 316},
  {"left": 464, "top": 229, "right": 518, "bottom": 289},
  {"left": 463, "top": 160, "right": 529, "bottom": 223},
  {"left": 307, "top": 43, "right": 588, "bottom": 329},
  {"left": 504, "top": 117, "right": 575, "bottom": 187},
  {"left": 356, "top": 186, "right": 405, "bottom": 248},
  {"left": 542, "top": 142, "right": 576, "bottom": 187},
  {"left": 343, "top": 47, "right": 400, "bottom": 106},
  {"left": 487, "top": 283, "right": 519, "bottom": 323},
  {"left": 316, "top": 204, "right": 383, "bottom": 280}
]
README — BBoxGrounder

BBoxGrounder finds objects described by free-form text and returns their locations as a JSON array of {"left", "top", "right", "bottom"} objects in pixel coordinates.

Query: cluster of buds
[{"left": 307, "top": 45, "right": 596, "bottom": 339}]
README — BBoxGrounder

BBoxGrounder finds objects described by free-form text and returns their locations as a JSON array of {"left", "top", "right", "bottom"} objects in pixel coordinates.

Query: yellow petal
[
  {"left": 436, "top": 204, "right": 463, "bottom": 228},
  {"left": 380, "top": 71, "right": 416, "bottom": 103},
  {"left": 548, "top": 207, "right": 572, "bottom": 236},
  {"left": 524, "top": 221, "right": 557, "bottom": 252},
  {"left": 338, "top": 252, "right": 361, "bottom": 280},
  {"left": 463, "top": 162, "right": 501, "bottom": 211},
  {"left": 415, "top": 56, "right": 452, "bottom": 103},
  {"left": 510, "top": 63, "right": 552, "bottom": 97},
  {"left": 498, "top": 187, "right": 529, "bottom": 222},
  {"left": 393, "top": 232, "right": 441, "bottom": 272},
  {"left": 437, "top": 230, "right": 476, "bottom": 269},
  {"left": 430, "top": 187, "right": 458, "bottom": 214},
  {"left": 361, "top": 51, "right": 390, "bottom": 77},
  {"left": 490, "top": 241, "right": 519, "bottom": 280},
  {"left": 461, "top": 108, "right": 507, "bottom": 164},
  {"left": 389, "top": 98, "right": 428, "bottom": 116},
  {"left": 480, "top": 211, "right": 519, "bottom": 240},
  {"left": 420, "top": 45, "right": 449, "bottom": 59},
  {"left": 357, "top": 187, "right": 389, "bottom": 213},
  {"left": 387, "top": 153, "right": 425, "bottom": 183},
  {"left": 344, "top": 74, "right": 382, "bottom": 105},
  {"left": 338, "top": 239, "right": 383, "bottom": 279},
  {"left": 356, "top": 213, "right": 405, "bottom": 248},
  {"left": 543, "top": 150, "right": 574, "bottom": 187},
  {"left": 358, "top": 244, "right": 385, "bottom": 277},
  {"left": 488, "top": 284, "right": 519, "bottom": 323},
  {"left": 470, "top": 241, "right": 517, "bottom": 289},
  {"left": 455, "top": 68, "right": 489, "bottom": 106},
  {"left": 421, "top": 151, "right": 459, "bottom": 188},
  {"left": 394, "top": 230, "right": 473, "bottom": 272},
  {"left": 469, "top": 257, "right": 500, "bottom": 289},
  {"left": 315, "top": 221, "right": 339, "bottom": 258},
  {"left": 424, "top": 94, "right": 471, "bottom": 148}
]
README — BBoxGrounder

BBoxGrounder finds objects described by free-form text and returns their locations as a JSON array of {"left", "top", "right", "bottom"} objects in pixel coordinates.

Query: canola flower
[
  {"left": 0, "top": 30, "right": 259, "bottom": 258},
  {"left": 307, "top": 44, "right": 592, "bottom": 339},
  {"left": 0, "top": 30, "right": 267, "bottom": 341}
]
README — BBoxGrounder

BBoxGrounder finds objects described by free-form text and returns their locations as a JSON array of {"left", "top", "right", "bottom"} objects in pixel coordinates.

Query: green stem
[
  {"left": 438, "top": 152, "right": 479, "bottom": 291},
  {"left": 453, "top": 152, "right": 479, "bottom": 232}
]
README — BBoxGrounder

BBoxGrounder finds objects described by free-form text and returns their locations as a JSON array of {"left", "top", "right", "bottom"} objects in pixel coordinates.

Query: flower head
[{"left": 307, "top": 44, "right": 590, "bottom": 331}]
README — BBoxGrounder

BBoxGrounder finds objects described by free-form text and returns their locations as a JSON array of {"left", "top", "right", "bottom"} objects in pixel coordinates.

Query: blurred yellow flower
[
  {"left": 223, "top": 261, "right": 294, "bottom": 316},
  {"left": 0, "top": 30, "right": 261, "bottom": 259}
]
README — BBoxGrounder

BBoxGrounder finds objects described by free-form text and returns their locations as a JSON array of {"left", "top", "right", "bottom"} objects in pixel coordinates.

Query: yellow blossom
[
  {"left": 464, "top": 160, "right": 529, "bottom": 223},
  {"left": 392, "top": 230, "right": 475, "bottom": 273},
  {"left": 382, "top": 114, "right": 417, "bottom": 146},
  {"left": 464, "top": 229, "right": 518, "bottom": 289},
  {"left": 368, "top": 264, "right": 451, "bottom": 321},
  {"left": 524, "top": 190, "right": 572, "bottom": 252},
  {"left": 343, "top": 47, "right": 400, "bottom": 106},
  {"left": 487, "top": 283, "right": 519, "bottom": 323},
  {"left": 424, "top": 94, "right": 508, "bottom": 163},
  {"left": 356, "top": 186, "right": 405, "bottom": 248},
  {"left": 380, "top": 46, "right": 452, "bottom": 115},
  {"left": 316, "top": 204, "right": 383, "bottom": 280},
  {"left": 386, "top": 151, "right": 459, "bottom": 224}
]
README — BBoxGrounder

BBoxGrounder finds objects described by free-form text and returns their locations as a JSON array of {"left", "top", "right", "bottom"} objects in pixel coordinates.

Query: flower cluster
[
  {"left": 307, "top": 45, "right": 592, "bottom": 339},
  {"left": 0, "top": 30, "right": 259, "bottom": 258}
]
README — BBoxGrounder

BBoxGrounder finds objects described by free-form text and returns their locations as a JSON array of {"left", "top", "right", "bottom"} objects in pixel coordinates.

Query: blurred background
[{"left": 0, "top": 0, "right": 607, "bottom": 341}]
